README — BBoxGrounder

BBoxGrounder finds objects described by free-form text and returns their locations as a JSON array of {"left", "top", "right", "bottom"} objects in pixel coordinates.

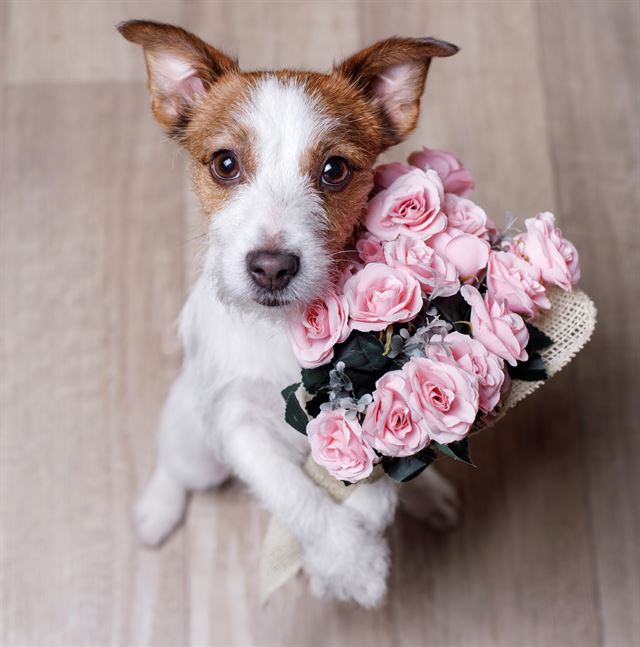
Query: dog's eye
[
  {"left": 210, "top": 150, "right": 241, "bottom": 182},
  {"left": 320, "top": 156, "right": 351, "bottom": 189}
]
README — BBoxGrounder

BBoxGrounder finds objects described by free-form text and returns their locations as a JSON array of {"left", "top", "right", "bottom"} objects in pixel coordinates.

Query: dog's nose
[{"left": 246, "top": 250, "right": 300, "bottom": 291}]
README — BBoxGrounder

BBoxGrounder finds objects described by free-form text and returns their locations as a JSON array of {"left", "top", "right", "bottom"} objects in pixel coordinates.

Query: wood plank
[
  {"left": 0, "top": 82, "right": 189, "bottom": 645},
  {"left": 4, "top": 0, "right": 185, "bottom": 83},
  {"left": 535, "top": 2, "right": 640, "bottom": 645},
  {"left": 186, "top": 0, "right": 360, "bottom": 71}
]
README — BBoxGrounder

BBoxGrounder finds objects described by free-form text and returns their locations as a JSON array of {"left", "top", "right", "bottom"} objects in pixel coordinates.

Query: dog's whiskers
[
  {"left": 327, "top": 249, "right": 358, "bottom": 258},
  {"left": 182, "top": 232, "right": 208, "bottom": 246}
]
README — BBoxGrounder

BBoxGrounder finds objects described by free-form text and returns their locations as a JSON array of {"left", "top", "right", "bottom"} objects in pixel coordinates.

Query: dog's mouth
[{"left": 254, "top": 291, "right": 293, "bottom": 308}]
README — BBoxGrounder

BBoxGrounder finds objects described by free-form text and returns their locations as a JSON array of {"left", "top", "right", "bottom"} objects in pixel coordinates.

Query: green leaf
[
  {"left": 335, "top": 332, "right": 388, "bottom": 372},
  {"left": 281, "top": 382, "right": 309, "bottom": 435},
  {"left": 298, "top": 332, "right": 390, "bottom": 402},
  {"left": 306, "top": 390, "right": 330, "bottom": 418},
  {"left": 382, "top": 447, "right": 438, "bottom": 482},
  {"left": 343, "top": 368, "right": 380, "bottom": 400},
  {"left": 325, "top": 332, "right": 393, "bottom": 399},
  {"left": 301, "top": 365, "right": 332, "bottom": 395},
  {"left": 432, "top": 439, "right": 474, "bottom": 465},
  {"left": 527, "top": 324, "right": 553, "bottom": 351},
  {"left": 508, "top": 351, "right": 548, "bottom": 381},
  {"left": 281, "top": 382, "right": 300, "bottom": 402},
  {"left": 432, "top": 293, "right": 472, "bottom": 333}
]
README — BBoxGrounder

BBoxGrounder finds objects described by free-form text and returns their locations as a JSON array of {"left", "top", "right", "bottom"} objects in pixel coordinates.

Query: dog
[{"left": 120, "top": 20, "right": 461, "bottom": 607}]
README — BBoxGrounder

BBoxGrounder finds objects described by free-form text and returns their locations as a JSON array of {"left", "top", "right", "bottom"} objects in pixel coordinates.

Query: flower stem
[{"left": 382, "top": 325, "right": 394, "bottom": 356}]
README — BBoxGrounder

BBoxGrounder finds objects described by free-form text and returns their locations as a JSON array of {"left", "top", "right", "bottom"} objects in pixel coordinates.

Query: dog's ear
[
  {"left": 335, "top": 37, "right": 458, "bottom": 147},
  {"left": 118, "top": 20, "right": 238, "bottom": 134}
]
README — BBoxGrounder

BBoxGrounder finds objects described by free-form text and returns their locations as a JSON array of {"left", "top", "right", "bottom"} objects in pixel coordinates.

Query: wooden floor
[{"left": 1, "top": 1, "right": 639, "bottom": 645}]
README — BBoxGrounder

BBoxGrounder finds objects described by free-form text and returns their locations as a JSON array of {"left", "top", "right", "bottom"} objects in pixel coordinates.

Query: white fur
[
  {"left": 135, "top": 77, "right": 457, "bottom": 607},
  {"left": 209, "top": 77, "right": 334, "bottom": 309}
]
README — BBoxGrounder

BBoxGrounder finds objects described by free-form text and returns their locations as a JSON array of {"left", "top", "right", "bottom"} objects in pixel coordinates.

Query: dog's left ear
[
  {"left": 118, "top": 20, "right": 238, "bottom": 134},
  {"left": 335, "top": 37, "right": 459, "bottom": 147}
]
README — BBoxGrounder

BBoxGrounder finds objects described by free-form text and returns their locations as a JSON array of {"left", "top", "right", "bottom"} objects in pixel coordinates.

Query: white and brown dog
[{"left": 120, "top": 20, "right": 460, "bottom": 607}]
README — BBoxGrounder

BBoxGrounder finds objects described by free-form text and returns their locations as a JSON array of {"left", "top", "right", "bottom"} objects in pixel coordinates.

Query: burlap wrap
[{"left": 259, "top": 287, "right": 597, "bottom": 603}]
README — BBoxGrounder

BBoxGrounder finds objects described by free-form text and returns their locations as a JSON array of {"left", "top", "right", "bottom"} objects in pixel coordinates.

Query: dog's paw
[
  {"left": 304, "top": 523, "right": 389, "bottom": 608},
  {"left": 342, "top": 478, "right": 398, "bottom": 533},
  {"left": 400, "top": 467, "right": 460, "bottom": 530},
  {"left": 133, "top": 468, "right": 187, "bottom": 547}
]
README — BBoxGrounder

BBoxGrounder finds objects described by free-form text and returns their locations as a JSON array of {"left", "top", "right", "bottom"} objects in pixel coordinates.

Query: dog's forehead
[
  {"left": 237, "top": 75, "right": 335, "bottom": 194},
  {"left": 234, "top": 73, "right": 386, "bottom": 186},
  {"left": 241, "top": 76, "right": 334, "bottom": 155},
  {"left": 186, "top": 70, "right": 384, "bottom": 173}
]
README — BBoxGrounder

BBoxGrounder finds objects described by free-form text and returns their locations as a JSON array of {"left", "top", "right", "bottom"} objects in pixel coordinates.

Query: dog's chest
[{"left": 180, "top": 275, "right": 300, "bottom": 389}]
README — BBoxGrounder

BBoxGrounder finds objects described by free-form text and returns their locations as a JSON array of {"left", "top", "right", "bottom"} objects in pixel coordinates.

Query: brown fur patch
[{"left": 183, "top": 74, "right": 259, "bottom": 214}]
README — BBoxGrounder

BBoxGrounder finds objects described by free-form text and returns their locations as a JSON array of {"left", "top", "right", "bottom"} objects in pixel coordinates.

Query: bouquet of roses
[{"left": 282, "top": 147, "right": 581, "bottom": 484}]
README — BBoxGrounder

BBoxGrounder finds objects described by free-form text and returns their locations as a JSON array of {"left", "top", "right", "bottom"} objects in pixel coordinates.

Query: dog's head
[{"left": 119, "top": 20, "right": 457, "bottom": 311}]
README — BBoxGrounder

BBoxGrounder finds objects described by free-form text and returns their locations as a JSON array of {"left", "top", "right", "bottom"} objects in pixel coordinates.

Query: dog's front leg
[
  {"left": 134, "top": 368, "right": 232, "bottom": 547},
  {"left": 219, "top": 398, "right": 389, "bottom": 607},
  {"left": 342, "top": 477, "right": 399, "bottom": 534}
]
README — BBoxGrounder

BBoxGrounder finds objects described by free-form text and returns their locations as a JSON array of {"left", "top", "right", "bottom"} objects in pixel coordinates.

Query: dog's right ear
[
  {"left": 118, "top": 20, "right": 238, "bottom": 134},
  {"left": 335, "top": 37, "right": 459, "bottom": 148}
]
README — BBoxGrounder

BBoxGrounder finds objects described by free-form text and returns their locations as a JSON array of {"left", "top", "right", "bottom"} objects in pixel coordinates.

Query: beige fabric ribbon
[{"left": 259, "top": 288, "right": 597, "bottom": 604}]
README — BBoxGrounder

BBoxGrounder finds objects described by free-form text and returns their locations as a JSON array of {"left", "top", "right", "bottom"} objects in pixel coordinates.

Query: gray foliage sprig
[
  {"left": 387, "top": 313, "right": 453, "bottom": 361},
  {"left": 319, "top": 361, "right": 375, "bottom": 419},
  {"left": 320, "top": 361, "right": 355, "bottom": 411},
  {"left": 323, "top": 393, "right": 374, "bottom": 420}
]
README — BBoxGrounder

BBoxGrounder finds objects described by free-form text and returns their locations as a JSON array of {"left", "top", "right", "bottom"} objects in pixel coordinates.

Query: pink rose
[
  {"left": 428, "top": 228, "right": 490, "bottom": 281},
  {"left": 362, "top": 370, "right": 431, "bottom": 457},
  {"left": 308, "top": 408, "right": 376, "bottom": 482},
  {"left": 487, "top": 251, "right": 551, "bottom": 319},
  {"left": 407, "top": 147, "right": 475, "bottom": 197},
  {"left": 461, "top": 285, "right": 529, "bottom": 367},
  {"left": 355, "top": 232, "right": 385, "bottom": 263},
  {"left": 365, "top": 168, "right": 446, "bottom": 241},
  {"left": 373, "top": 162, "right": 411, "bottom": 191},
  {"left": 383, "top": 235, "right": 460, "bottom": 297},
  {"left": 515, "top": 212, "right": 580, "bottom": 291},
  {"left": 427, "top": 332, "right": 507, "bottom": 414},
  {"left": 287, "top": 292, "right": 350, "bottom": 368},
  {"left": 403, "top": 357, "right": 479, "bottom": 443},
  {"left": 343, "top": 263, "right": 423, "bottom": 332},
  {"left": 442, "top": 193, "right": 489, "bottom": 239}
]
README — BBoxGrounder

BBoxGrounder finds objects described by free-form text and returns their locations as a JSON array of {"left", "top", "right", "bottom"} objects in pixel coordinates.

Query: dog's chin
[
  {"left": 252, "top": 277, "right": 329, "bottom": 310},
  {"left": 254, "top": 292, "right": 293, "bottom": 308}
]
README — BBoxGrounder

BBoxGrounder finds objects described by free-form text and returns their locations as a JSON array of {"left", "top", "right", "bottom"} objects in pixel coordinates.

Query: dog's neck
[{"left": 179, "top": 273, "right": 300, "bottom": 385}]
